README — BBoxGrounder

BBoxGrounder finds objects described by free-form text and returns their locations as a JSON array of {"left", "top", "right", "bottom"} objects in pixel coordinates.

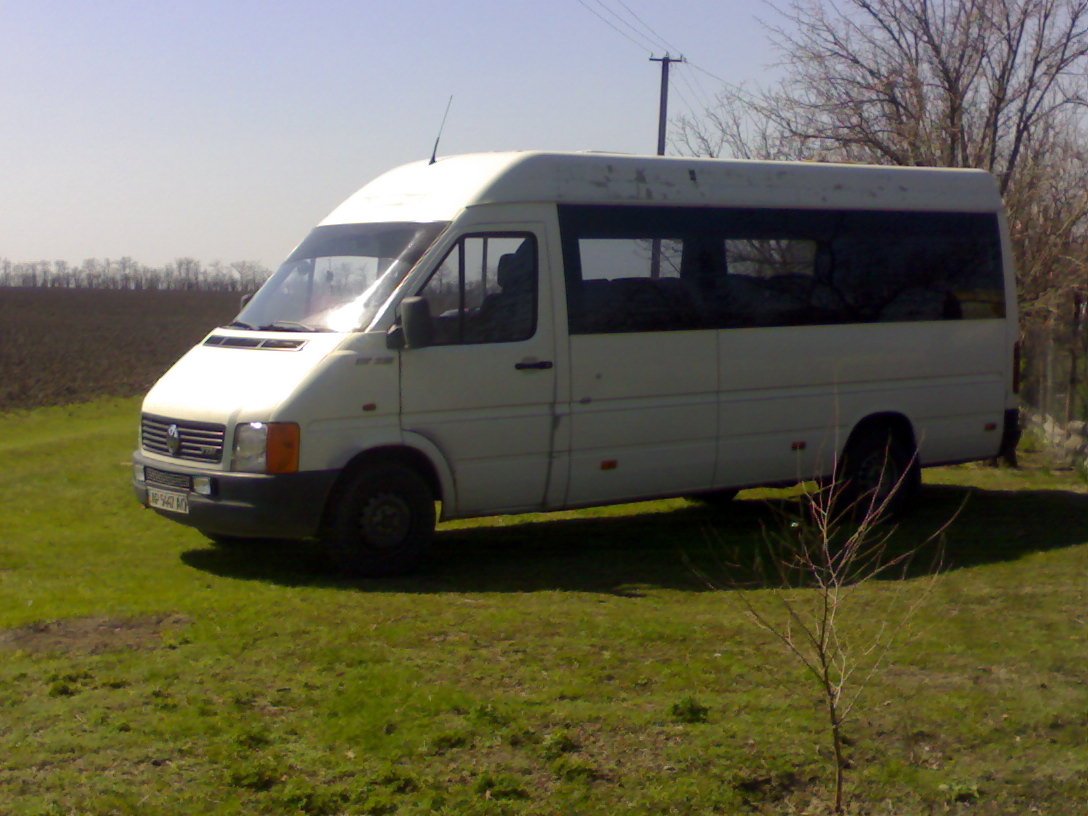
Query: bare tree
[
  {"left": 231, "top": 260, "right": 268, "bottom": 293},
  {"left": 0, "top": 256, "right": 272, "bottom": 291},
  {"left": 676, "top": 0, "right": 1088, "bottom": 326},
  {"left": 697, "top": 467, "right": 954, "bottom": 813}
]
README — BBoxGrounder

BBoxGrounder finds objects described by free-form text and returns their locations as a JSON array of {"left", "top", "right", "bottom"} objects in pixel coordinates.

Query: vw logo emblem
[{"left": 166, "top": 424, "right": 181, "bottom": 456}]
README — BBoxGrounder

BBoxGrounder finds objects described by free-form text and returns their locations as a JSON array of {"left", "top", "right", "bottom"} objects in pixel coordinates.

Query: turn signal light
[{"left": 266, "top": 423, "right": 300, "bottom": 474}]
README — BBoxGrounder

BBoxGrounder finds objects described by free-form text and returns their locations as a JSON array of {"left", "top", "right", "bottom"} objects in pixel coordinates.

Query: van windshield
[{"left": 232, "top": 221, "right": 449, "bottom": 332}]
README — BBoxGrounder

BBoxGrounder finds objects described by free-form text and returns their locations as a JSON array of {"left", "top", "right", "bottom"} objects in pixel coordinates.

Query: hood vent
[{"left": 204, "top": 335, "right": 306, "bottom": 351}]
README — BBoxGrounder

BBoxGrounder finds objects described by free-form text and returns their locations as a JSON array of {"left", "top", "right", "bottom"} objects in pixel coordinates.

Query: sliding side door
[{"left": 559, "top": 207, "right": 719, "bottom": 505}]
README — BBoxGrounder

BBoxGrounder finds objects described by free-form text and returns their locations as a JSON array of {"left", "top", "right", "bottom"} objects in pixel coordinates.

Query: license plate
[{"left": 148, "top": 487, "right": 189, "bottom": 515}]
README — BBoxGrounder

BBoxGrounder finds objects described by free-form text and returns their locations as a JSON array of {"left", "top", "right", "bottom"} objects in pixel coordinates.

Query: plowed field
[{"left": 0, "top": 288, "right": 241, "bottom": 411}]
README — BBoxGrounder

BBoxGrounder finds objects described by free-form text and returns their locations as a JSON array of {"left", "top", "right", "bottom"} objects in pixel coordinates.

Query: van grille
[{"left": 141, "top": 415, "right": 226, "bottom": 463}]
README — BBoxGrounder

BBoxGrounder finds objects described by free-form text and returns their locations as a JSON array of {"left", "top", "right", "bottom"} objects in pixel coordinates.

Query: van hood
[{"left": 141, "top": 331, "right": 346, "bottom": 424}]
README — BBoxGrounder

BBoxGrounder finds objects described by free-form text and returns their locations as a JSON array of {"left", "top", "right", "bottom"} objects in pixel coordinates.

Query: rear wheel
[
  {"left": 838, "top": 426, "right": 919, "bottom": 517},
  {"left": 201, "top": 531, "right": 255, "bottom": 548},
  {"left": 323, "top": 464, "right": 436, "bottom": 577},
  {"left": 690, "top": 488, "right": 740, "bottom": 508}
]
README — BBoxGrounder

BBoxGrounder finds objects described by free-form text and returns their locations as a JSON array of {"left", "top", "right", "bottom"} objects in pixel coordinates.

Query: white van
[{"left": 133, "top": 151, "right": 1020, "bottom": 574}]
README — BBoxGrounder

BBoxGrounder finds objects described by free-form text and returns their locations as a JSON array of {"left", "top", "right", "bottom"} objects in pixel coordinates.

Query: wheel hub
[
  {"left": 857, "top": 451, "right": 899, "bottom": 499},
  {"left": 359, "top": 493, "right": 411, "bottom": 549}
]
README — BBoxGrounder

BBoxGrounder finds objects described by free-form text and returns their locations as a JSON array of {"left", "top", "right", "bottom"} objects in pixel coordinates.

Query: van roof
[{"left": 320, "top": 151, "right": 1003, "bottom": 226}]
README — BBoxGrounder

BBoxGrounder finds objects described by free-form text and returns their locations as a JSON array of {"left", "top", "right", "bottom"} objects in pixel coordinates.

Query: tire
[
  {"left": 838, "top": 426, "right": 920, "bottom": 518},
  {"left": 323, "top": 464, "right": 436, "bottom": 577},
  {"left": 201, "top": 531, "right": 256, "bottom": 548},
  {"left": 691, "top": 488, "right": 740, "bottom": 508}
]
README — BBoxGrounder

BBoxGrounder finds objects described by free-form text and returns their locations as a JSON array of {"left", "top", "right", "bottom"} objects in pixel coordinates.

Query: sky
[{"left": 0, "top": 1, "right": 783, "bottom": 269}]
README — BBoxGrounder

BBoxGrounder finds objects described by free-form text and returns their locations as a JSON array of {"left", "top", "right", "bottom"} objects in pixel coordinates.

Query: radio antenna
[{"left": 429, "top": 95, "right": 454, "bottom": 165}]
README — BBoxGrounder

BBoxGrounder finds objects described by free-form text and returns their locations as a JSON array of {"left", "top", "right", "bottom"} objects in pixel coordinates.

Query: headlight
[
  {"left": 232, "top": 422, "right": 269, "bottom": 473},
  {"left": 232, "top": 421, "right": 300, "bottom": 474}
]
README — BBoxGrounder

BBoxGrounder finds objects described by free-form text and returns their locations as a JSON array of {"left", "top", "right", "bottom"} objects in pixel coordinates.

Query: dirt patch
[{"left": 0, "top": 613, "right": 191, "bottom": 655}]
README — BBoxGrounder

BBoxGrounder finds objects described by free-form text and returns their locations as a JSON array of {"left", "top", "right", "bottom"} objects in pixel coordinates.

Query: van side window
[
  {"left": 417, "top": 234, "right": 537, "bottom": 344},
  {"left": 715, "top": 238, "right": 825, "bottom": 328},
  {"left": 829, "top": 212, "right": 1003, "bottom": 321},
  {"left": 573, "top": 238, "right": 701, "bottom": 332},
  {"left": 559, "top": 204, "right": 1004, "bottom": 333}
]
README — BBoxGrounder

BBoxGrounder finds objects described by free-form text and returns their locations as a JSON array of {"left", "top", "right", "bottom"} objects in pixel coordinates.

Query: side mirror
[{"left": 392, "top": 296, "right": 433, "bottom": 350}]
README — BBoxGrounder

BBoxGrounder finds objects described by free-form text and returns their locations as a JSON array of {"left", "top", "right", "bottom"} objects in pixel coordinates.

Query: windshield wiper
[
  {"left": 257, "top": 321, "right": 329, "bottom": 333},
  {"left": 224, "top": 320, "right": 256, "bottom": 330}
]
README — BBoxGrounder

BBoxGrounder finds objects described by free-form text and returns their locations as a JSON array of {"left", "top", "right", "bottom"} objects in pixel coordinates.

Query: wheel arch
[
  {"left": 842, "top": 411, "right": 918, "bottom": 461},
  {"left": 320, "top": 440, "right": 453, "bottom": 532},
  {"left": 836, "top": 410, "right": 922, "bottom": 515}
]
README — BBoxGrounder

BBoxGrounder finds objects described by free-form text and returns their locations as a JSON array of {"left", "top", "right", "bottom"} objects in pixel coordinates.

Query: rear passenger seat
[{"left": 571, "top": 277, "right": 704, "bottom": 333}]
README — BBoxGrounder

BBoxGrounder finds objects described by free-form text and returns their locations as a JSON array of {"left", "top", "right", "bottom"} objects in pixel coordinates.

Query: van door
[
  {"left": 398, "top": 229, "right": 557, "bottom": 517},
  {"left": 567, "top": 332, "right": 718, "bottom": 504},
  {"left": 562, "top": 234, "right": 718, "bottom": 504}
]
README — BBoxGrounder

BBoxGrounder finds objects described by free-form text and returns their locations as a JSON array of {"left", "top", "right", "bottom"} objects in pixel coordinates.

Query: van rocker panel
[{"left": 132, "top": 451, "right": 338, "bottom": 539}]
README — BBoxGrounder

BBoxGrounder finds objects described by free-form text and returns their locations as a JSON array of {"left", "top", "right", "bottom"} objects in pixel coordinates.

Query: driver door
[{"left": 398, "top": 228, "right": 558, "bottom": 517}]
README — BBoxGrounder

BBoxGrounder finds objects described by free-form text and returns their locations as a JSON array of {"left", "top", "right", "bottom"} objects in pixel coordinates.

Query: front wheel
[
  {"left": 323, "top": 464, "right": 436, "bottom": 577},
  {"left": 200, "top": 531, "right": 255, "bottom": 548}
]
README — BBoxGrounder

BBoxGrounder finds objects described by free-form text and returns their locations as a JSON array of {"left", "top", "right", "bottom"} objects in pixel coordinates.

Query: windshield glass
[{"left": 232, "top": 221, "right": 448, "bottom": 332}]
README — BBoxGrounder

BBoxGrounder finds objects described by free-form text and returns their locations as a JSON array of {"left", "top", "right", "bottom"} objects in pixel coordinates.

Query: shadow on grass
[{"left": 179, "top": 482, "right": 1088, "bottom": 594}]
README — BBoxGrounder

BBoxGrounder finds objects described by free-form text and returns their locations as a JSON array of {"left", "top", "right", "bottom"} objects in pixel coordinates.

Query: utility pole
[
  {"left": 650, "top": 54, "right": 684, "bottom": 156},
  {"left": 649, "top": 54, "right": 683, "bottom": 278}
]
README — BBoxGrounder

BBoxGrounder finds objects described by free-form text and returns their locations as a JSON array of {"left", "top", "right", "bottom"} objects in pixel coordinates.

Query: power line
[
  {"left": 682, "top": 60, "right": 719, "bottom": 110},
  {"left": 574, "top": 0, "right": 649, "bottom": 52},
  {"left": 670, "top": 73, "right": 702, "bottom": 120},
  {"left": 608, "top": 0, "right": 716, "bottom": 113},
  {"left": 613, "top": 0, "right": 683, "bottom": 55},
  {"left": 575, "top": 0, "right": 739, "bottom": 99},
  {"left": 687, "top": 60, "right": 734, "bottom": 90},
  {"left": 676, "top": 63, "right": 714, "bottom": 113},
  {"left": 573, "top": 0, "right": 755, "bottom": 148},
  {"left": 604, "top": 1, "right": 715, "bottom": 111},
  {"left": 591, "top": 0, "right": 660, "bottom": 53}
]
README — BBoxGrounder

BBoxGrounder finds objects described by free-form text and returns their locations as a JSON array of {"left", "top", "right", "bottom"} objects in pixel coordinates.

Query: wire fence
[
  {"left": 1021, "top": 299, "right": 1088, "bottom": 427},
  {"left": 1018, "top": 298, "right": 1088, "bottom": 475}
]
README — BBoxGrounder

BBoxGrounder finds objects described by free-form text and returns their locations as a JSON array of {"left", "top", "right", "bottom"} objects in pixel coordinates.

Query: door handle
[{"left": 515, "top": 360, "right": 554, "bottom": 371}]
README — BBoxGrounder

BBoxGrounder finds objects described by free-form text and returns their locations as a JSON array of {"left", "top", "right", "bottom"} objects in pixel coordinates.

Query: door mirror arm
[{"left": 386, "top": 324, "right": 406, "bottom": 350}]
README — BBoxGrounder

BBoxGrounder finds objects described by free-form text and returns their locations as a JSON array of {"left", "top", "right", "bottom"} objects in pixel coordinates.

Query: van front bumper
[{"left": 132, "top": 451, "right": 339, "bottom": 539}]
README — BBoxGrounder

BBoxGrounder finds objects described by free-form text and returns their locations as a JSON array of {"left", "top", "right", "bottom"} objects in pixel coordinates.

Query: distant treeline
[{"left": 0, "top": 257, "right": 272, "bottom": 291}]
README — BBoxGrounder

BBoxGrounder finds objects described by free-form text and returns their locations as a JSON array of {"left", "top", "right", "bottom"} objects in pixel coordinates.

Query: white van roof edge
[{"left": 320, "top": 151, "right": 1003, "bottom": 226}]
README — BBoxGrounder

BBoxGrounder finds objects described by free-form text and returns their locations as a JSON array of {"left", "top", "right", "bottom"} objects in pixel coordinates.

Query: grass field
[
  {"left": 0, "top": 288, "right": 239, "bottom": 411},
  {"left": 1, "top": 398, "right": 1087, "bottom": 815}
]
